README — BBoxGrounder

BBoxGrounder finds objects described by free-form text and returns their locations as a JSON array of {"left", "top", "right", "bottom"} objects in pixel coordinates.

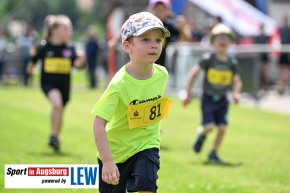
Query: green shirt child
[{"left": 91, "top": 12, "right": 171, "bottom": 193}]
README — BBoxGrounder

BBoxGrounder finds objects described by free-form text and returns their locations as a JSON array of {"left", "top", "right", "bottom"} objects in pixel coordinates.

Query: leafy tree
[{"left": 0, "top": 0, "right": 105, "bottom": 39}]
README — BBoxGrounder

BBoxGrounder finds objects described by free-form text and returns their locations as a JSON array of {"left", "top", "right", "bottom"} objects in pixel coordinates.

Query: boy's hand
[
  {"left": 102, "top": 160, "right": 120, "bottom": 185},
  {"left": 26, "top": 64, "right": 33, "bottom": 75},
  {"left": 183, "top": 93, "right": 191, "bottom": 107},
  {"left": 233, "top": 93, "right": 240, "bottom": 104},
  {"left": 75, "top": 51, "right": 85, "bottom": 69}
]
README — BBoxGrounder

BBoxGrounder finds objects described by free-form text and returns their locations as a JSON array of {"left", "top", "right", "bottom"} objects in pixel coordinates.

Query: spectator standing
[
  {"left": 16, "top": 26, "right": 35, "bottom": 86},
  {"left": 201, "top": 26, "right": 212, "bottom": 46},
  {"left": 188, "top": 17, "right": 202, "bottom": 43},
  {"left": 85, "top": 27, "right": 99, "bottom": 89},
  {"left": 254, "top": 23, "right": 270, "bottom": 91},
  {"left": 278, "top": 15, "right": 290, "bottom": 94},
  {"left": 0, "top": 25, "right": 7, "bottom": 84},
  {"left": 176, "top": 15, "right": 192, "bottom": 42},
  {"left": 148, "top": 0, "right": 180, "bottom": 69}
]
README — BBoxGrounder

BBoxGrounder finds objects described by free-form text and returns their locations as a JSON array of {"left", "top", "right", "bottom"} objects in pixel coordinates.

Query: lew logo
[{"left": 70, "top": 167, "right": 97, "bottom": 185}]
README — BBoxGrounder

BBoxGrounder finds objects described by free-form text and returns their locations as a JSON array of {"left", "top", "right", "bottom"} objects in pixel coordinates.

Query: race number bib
[
  {"left": 127, "top": 97, "right": 172, "bottom": 129},
  {"left": 207, "top": 68, "right": 233, "bottom": 86},
  {"left": 44, "top": 58, "right": 71, "bottom": 74}
]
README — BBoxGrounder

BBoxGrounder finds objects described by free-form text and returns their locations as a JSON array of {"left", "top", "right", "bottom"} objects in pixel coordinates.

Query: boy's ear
[{"left": 122, "top": 41, "right": 132, "bottom": 54}]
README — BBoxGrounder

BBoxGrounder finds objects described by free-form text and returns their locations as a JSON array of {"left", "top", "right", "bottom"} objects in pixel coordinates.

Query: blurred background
[{"left": 0, "top": 0, "right": 289, "bottom": 112}]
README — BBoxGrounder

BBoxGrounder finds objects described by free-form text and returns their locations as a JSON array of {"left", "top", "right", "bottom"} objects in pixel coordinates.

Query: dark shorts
[
  {"left": 98, "top": 148, "right": 160, "bottom": 193},
  {"left": 41, "top": 81, "right": 70, "bottom": 106},
  {"left": 201, "top": 94, "right": 229, "bottom": 126}
]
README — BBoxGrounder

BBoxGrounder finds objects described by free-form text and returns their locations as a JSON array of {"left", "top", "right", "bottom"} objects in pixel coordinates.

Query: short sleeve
[
  {"left": 31, "top": 42, "right": 44, "bottom": 64},
  {"left": 70, "top": 46, "right": 77, "bottom": 63},
  {"left": 198, "top": 53, "right": 211, "bottom": 70},
  {"left": 231, "top": 58, "right": 240, "bottom": 75},
  {"left": 91, "top": 85, "right": 119, "bottom": 122}
]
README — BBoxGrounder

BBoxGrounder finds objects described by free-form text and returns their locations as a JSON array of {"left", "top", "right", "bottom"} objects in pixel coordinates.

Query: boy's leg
[
  {"left": 193, "top": 96, "right": 214, "bottom": 153},
  {"left": 208, "top": 125, "right": 226, "bottom": 163},
  {"left": 208, "top": 98, "right": 228, "bottom": 162},
  {"left": 127, "top": 148, "right": 159, "bottom": 193},
  {"left": 278, "top": 65, "right": 290, "bottom": 94},
  {"left": 212, "top": 125, "right": 226, "bottom": 151},
  {"left": 193, "top": 125, "right": 213, "bottom": 153},
  {"left": 48, "top": 89, "right": 64, "bottom": 136},
  {"left": 47, "top": 89, "right": 64, "bottom": 151}
]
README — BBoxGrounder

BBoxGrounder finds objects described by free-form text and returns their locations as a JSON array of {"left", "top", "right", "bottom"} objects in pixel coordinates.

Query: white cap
[{"left": 121, "top": 12, "right": 171, "bottom": 43}]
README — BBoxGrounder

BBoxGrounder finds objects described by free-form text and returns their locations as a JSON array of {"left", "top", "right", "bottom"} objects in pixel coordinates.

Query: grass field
[{"left": 1, "top": 74, "right": 290, "bottom": 193}]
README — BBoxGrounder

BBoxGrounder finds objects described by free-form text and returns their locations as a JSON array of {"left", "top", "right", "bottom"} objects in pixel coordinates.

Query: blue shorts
[
  {"left": 98, "top": 148, "right": 160, "bottom": 193},
  {"left": 201, "top": 94, "right": 229, "bottom": 126}
]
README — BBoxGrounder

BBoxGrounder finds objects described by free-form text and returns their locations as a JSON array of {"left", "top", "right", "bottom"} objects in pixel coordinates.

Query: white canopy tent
[{"left": 189, "top": 0, "right": 278, "bottom": 36}]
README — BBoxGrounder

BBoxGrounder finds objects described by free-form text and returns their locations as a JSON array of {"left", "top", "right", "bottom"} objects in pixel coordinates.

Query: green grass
[{"left": 1, "top": 76, "right": 290, "bottom": 193}]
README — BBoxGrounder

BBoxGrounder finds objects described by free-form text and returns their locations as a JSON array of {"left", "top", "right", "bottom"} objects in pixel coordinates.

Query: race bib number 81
[{"left": 127, "top": 97, "right": 172, "bottom": 129}]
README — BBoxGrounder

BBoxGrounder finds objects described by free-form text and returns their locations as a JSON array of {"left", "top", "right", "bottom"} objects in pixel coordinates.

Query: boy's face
[
  {"left": 55, "top": 23, "right": 72, "bottom": 43},
  {"left": 124, "top": 29, "right": 163, "bottom": 65},
  {"left": 212, "top": 34, "right": 231, "bottom": 53}
]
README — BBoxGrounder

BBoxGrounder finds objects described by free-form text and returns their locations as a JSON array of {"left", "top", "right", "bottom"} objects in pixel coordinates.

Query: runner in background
[
  {"left": 27, "top": 15, "right": 84, "bottom": 151},
  {"left": 183, "top": 24, "right": 242, "bottom": 163}
]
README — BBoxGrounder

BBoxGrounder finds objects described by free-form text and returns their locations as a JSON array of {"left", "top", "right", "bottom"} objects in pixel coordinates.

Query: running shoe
[
  {"left": 48, "top": 135, "right": 60, "bottom": 151},
  {"left": 208, "top": 150, "right": 224, "bottom": 163},
  {"left": 193, "top": 130, "right": 206, "bottom": 153}
]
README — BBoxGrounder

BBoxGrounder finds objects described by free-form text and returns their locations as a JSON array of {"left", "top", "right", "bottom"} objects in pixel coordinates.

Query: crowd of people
[{"left": 0, "top": 25, "right": 37, "bottom": 86}]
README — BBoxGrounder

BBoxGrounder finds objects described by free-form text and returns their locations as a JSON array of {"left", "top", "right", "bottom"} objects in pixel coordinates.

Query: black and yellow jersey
[
  {"left": 199, "top": 52, "right": 239, "bottom": 96},
  {"left": 31, "top": 40, "right": 77, "bottom": 84}
]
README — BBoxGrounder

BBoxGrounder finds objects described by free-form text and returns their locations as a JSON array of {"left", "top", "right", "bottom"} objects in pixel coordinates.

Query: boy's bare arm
[
  {"left": 233, "top": 74, "right": 242, "bottom": 104},
  {"left": 74, "top": 52, "right": 85, "bottom": 69},
  {"left": 183, "top": 65, "right": 201, "bottom": 107},
  {"left": 26, "top": 62, "right": 34, "bottom": 74},
  {"left": 93, "top": 117, "right": 120, "bottom": 185}
]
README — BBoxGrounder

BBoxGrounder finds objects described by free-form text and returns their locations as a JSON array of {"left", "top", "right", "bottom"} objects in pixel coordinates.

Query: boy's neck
[
  {"left": 215, "top": 51, "right": 228, "bottom": 61},
  {"left": 126, "top": 61, "right": 154, "bottom": 80},
  {"left": 50, "top": 38, "right": 65, "bottom": 45}
]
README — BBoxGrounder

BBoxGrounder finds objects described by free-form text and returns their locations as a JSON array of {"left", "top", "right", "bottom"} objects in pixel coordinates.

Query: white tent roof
[{"left": 189, "top": 0, "right": 278, "bottom": 36}]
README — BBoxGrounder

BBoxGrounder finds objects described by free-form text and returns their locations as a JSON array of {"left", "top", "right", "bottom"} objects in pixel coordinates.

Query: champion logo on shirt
[
  {"left": 130, "top": 95, "right": 161, "bottom": 105},
  {"left": 63, "top": 49, "right": 72, "bottom": 58}
]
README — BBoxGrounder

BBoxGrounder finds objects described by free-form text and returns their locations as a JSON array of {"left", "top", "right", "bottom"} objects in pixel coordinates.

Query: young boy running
[
  {"left": 91, "top": 12, "right": 171, "bottom": 193},
  {"left": 27, "top": 15, "right": 84, "bottom": 151},
  {"left": 183, "top": 24, "right": 242, "bottom": 163}
]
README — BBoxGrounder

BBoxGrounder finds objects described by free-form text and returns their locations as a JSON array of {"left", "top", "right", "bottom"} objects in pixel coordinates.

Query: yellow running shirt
[{"left": 91, "top": 64, "right": 170, "bottom": 163}]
